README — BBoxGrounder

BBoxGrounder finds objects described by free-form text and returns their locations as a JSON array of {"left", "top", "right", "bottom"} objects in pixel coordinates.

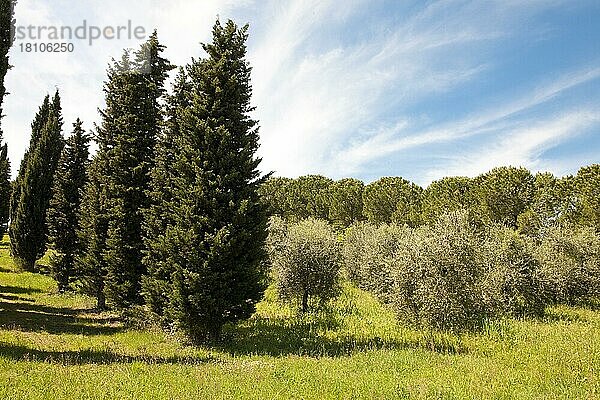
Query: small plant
[{"left": 270, "top": 218, "right": 341, "bottom": 312}]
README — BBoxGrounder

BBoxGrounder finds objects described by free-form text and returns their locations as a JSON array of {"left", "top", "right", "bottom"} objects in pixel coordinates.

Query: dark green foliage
[
  {"left": 363, "top": 177, "right": 422, "bottom": 226},
  {"left": 142, "top": 67, "right": 190, "bottom": 316},
  {"left": 0, "top": 143, "right": 10, "bottom": 236},
  {"left": 422, "top": 176, "right": 475, "bottom": 224},
  {"left": 76, "top": 157, "right": 108, "bottom": 309},
  {"left": 573, "top": 164, "right": 600, "bottom": 231},
  {"left": 0, "top": 0, "right": 15, "bottom": 237},
  {"left": 9, "top": 92, "right": 64, "bottom": 271},
  {"left": 270, "top": 218, "right": 341, "bottom": 313},
  {"left": 143, "top": 20, "right": 268, "bottom": 342},
  {"left": 517, "top": 172, "right": 576, "bottom": 238},
  {"left": 10, "top": 96, "right": 50, "bottom": 236},
  {"left": 286, "top": 175, "right": 333, "bottom": 221},
  {"left": 46, "top": 119, "right": 90, "bottom": 292},
  {"left": 0, "top": 0, "right": 14, "bottom": 109},
  {"left": 258, "top": 177, "right": 292, "bottom": 218},
  {"left": 474, "top": 166, "right": 534, "bottom": 228},
  {"left": 328, "top": 178, "right": 364, "bottom": 228},
  {"left": 78, "top": 33, "right": 173, "bottom": 309}
]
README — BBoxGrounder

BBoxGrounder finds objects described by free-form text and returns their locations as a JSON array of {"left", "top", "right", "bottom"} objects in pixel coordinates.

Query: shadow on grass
[
  {"left": 0, "top": 299, "right": 124, "bottom": 336},
  {"left": 0, "top": 293, "right": 35, "bottom": 302},
  {"left": 0, "top": 284, "right": 44, "bottom": 295},
  {"left": 0, "top": 342, "right": 216, "bottom": 365},
  {"left": 218, "top": 314, "right": 468, "bottom": 357}
]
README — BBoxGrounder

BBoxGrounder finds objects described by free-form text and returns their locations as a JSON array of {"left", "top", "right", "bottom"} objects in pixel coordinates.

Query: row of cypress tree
[
  {"left": 8, "top": 20, "right": 269, "bottom": 342},
  {"left": 0, "top": 0, "right": 14, "bottom": 240}
]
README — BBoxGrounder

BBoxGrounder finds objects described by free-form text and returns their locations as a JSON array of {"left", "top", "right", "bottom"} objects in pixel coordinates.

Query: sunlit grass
[{"left": 0, "top": 234, "right": 598, "bottom": 399}]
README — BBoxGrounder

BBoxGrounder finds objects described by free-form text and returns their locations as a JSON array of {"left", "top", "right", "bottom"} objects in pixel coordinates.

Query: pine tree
[
  {"left": 78, "top": 33, "right": 173, "bottom": 308},
  {"left": 9, "top": 92, "right": 64, "bottom": 270},
  {"left": 47, "top": 119, "right": 90, "bottom": 292},
  {"left": 0, "top": 0, "right": 15, "bottom": 237},
  {"left": 145, "top": 20, "right": 268, "bottom": 342}
]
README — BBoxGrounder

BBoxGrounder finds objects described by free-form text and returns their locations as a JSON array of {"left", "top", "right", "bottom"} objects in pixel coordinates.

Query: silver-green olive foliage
[{"left": 270, "top": 218, "right": 341, "bottom": 312}]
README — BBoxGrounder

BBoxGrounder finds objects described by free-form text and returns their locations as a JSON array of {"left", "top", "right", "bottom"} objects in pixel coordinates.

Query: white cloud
[
  {"left": 2, "top": 0, "right": 597, "bottom": 185},
  {"left": 421, "top": 109, "right": 600, "bottom": 184},
  {"left": 333, "top": 66, "right": 600, "bottom": 175}
]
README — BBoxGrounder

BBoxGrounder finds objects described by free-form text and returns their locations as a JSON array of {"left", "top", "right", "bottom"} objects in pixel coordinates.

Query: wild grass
[{"left": 0, "top": 236, "right": 598, "bottom": 399}]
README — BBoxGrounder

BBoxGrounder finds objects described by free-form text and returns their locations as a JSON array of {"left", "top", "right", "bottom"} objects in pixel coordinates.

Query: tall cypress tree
[
  {"left": 76, "top": 153, "right": 109, "bottom": 309},
  {"left": 145, "top": 20, "right": 268, "bottom": 342},
  {"left": 78, "top": 33, "right": 172, "bottom": 308},
  {"left": 142, "top": 67, "right": 190, "bottom": 316},
  {"left": 9, "top": 95, "right": 50, "bottom": 231},
  {"left": 0, "top": 0, "right": 15, "bottom": 237},
  {"left": 76, "top": 54, "right": 127, "bottom": 310},
  {"left": 47, "top": 119, "right": 90, "bottom": 292},
  {"left": 9, "top": 91, "right": 64, "bottom": 270}
]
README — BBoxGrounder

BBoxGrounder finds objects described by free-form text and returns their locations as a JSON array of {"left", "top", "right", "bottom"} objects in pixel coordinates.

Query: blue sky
[{"left": 4, "top": 0, "right": 600, "bottom": 186}]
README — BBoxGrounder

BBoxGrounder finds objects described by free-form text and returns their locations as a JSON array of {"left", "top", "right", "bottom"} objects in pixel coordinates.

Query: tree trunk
[
  {"left": 302, "top": 290, "right": 308, "bottom": 313},
  {"left": 96, "top": 290, "right": 106, "bottom": 311}
]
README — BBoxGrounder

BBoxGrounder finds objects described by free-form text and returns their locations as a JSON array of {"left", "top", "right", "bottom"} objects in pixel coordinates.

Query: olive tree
[{"left": 270, "top": 218, "right": 341, "bottom": 312}]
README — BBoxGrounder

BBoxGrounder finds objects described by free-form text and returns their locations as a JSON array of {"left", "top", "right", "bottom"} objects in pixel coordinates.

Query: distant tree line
[{"left": 259, "top": 166, "right": 600, "bottom": 234}]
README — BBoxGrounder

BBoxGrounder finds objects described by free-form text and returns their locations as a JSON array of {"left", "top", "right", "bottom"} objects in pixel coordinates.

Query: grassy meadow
[{"left": 0, "top": 236, "right": 598, "bottom": 399}]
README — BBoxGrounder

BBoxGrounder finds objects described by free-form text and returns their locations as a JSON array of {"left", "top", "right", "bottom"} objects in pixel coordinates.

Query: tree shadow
[
  {"left": 0, "top": 293, "right": 35, "bottom": 302},
  {"left": 0, "top": 342, "right": 217, "bottom": 365},
  {"left": 0, "top": 299, "right": 124, "bottom": 336},
  {"left": 0, "top": 284, "right": 44, "bottom": 295},
  {"left": 218, "top": 315, "right": 468, "bottom": 357}
]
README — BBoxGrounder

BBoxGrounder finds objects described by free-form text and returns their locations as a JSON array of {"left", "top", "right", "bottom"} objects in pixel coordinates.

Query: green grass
[{"left": 0, "top": 238, "right": 599, "bottom": 399}]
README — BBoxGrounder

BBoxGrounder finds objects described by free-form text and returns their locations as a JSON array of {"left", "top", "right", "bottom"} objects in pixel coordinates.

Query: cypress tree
[
  {"left": 10, "top": 95, "right": 50, "bottom": 235},
  {"left": 103, "top": 32, "right": 173, "bottom": 307},
  {"left": 78, "top": 33, "right": 173, "bottom": 308},
  {"left": 0, "top": 0, "right": 15, "bottom": 237},
  {"left": 145, "top": 20, "right": 268, "bottom": 342},
  {"left": 76, "top": 154, "right": 109, "bottom": 309},
  {"left": 47, "top": 119, "right": 90, "bottom": 292},
  {"left": 9, "top": 92, "right": 64, "bottom": 270},
  {"left": 142, "top": 67, "right": 190, "bottom": 316}
]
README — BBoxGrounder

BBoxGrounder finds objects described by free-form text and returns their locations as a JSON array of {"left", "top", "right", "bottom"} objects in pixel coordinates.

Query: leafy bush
[
  {"left": 390, "top": 211, "right": 487, "bottom": 332},
  {"left": 270, "top": 218, "right": 342, "bottom": 312},
  {"left": 535, "top": 224, "right": 600, "bottom": 305},
  {"left": 479, "top": 225, "right": 546, "bottom": 317},
  {"left": 342, "top": 222, "right": 409, "bottom": 303}
]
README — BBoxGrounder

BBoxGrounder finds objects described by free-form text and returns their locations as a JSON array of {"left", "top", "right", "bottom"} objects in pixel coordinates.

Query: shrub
[
  {"left": 390, "top": 211, "right": 487, "bottom": 332},
  {"left": 535, "top": 224, "right": 600, "bottom": 305},
  {"left": 342, "top": 222, "right": 409, "bottom": 303},
  {"left": 479, "top": 225, "right": 546, "bottom": 317},
  {"left": 271, "top": 218, "right": 341, "bottom": 312}
]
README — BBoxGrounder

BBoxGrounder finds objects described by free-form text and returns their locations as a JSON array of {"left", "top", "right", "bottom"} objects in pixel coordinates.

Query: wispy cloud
[
  {"left": 334, "top": 66, "right": 600, "bottom": 175},
  {"left": 250, "top": 0, "right": 577, "bottom": 178},
  {"left": 2, "top": 0, "right": 598, "bottom": 185},
  {"left": 422, "top": 109, "right": 600, "bottom": 184}
]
